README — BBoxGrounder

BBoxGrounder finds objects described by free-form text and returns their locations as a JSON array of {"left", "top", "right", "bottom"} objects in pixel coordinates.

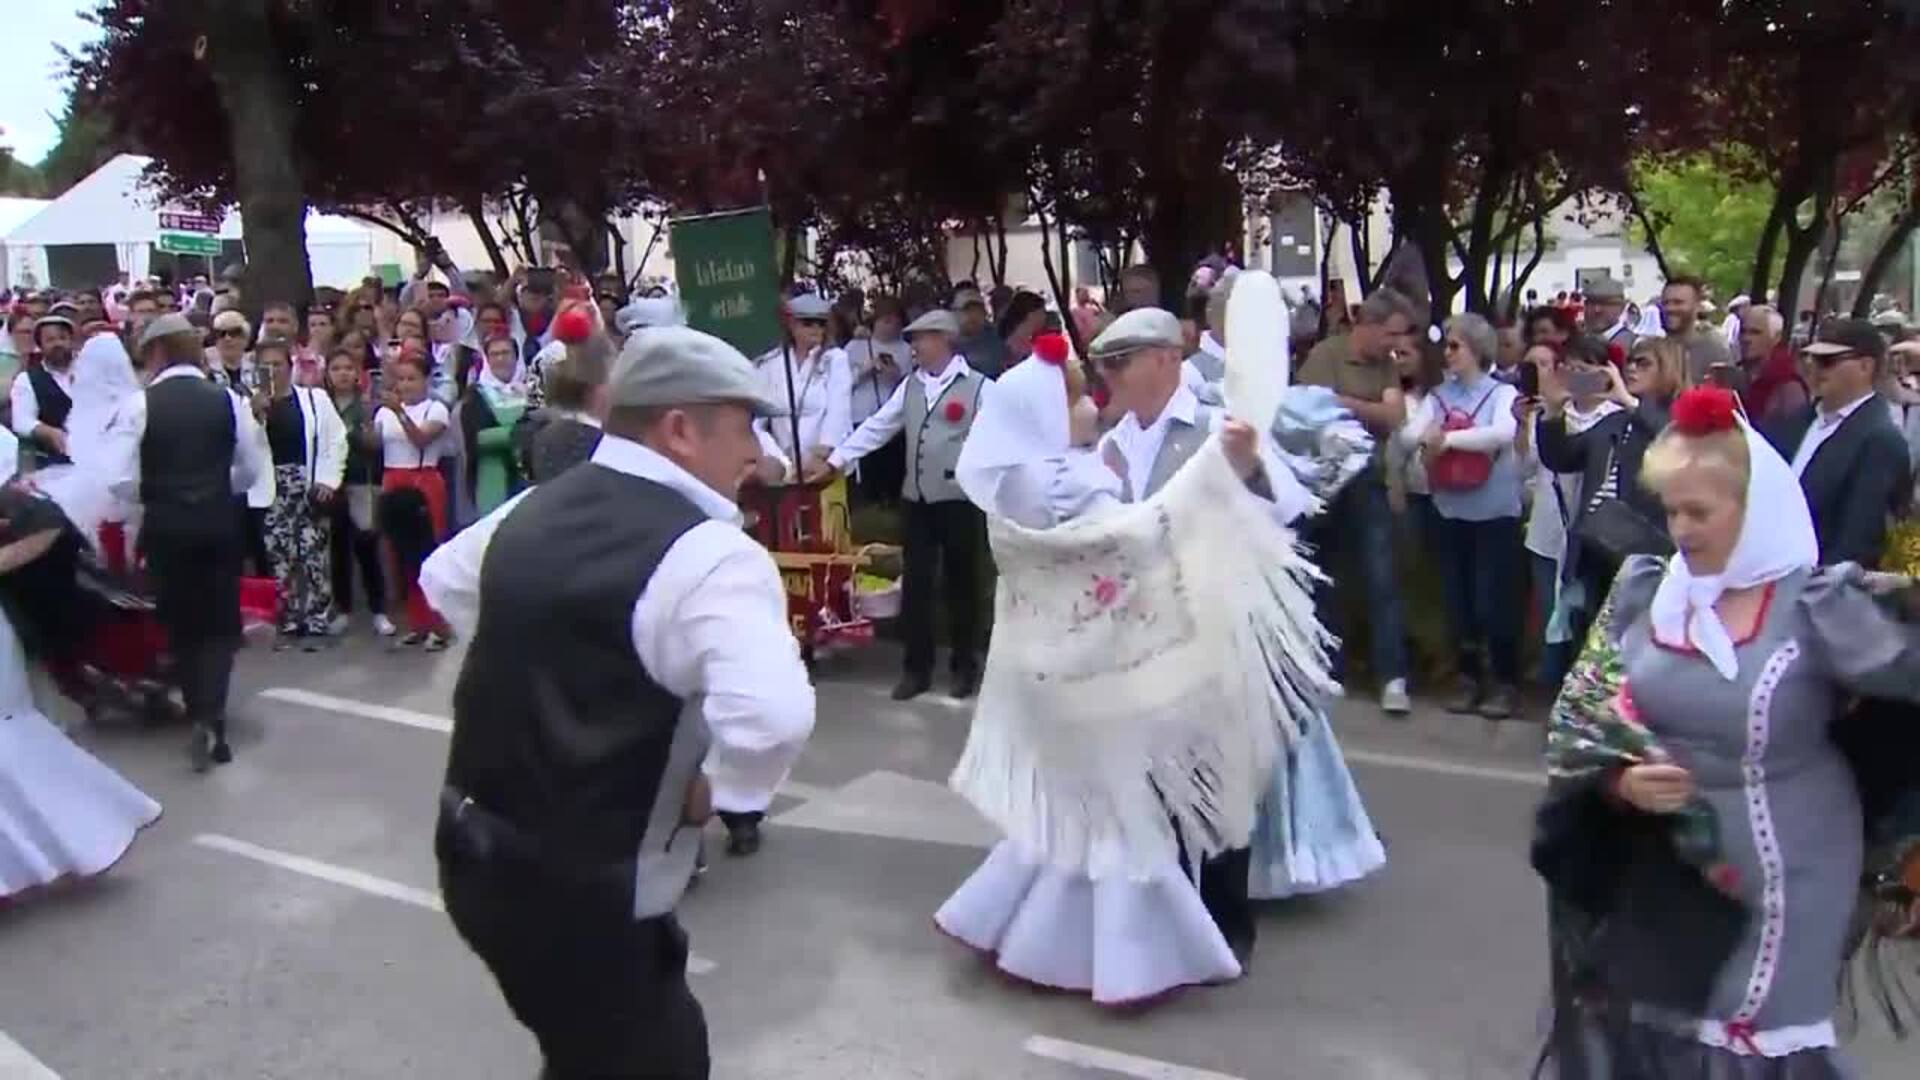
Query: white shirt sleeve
[
  {"left": 310, "top": 389, "right": 349, "bottom": 489},
  {"left": 1441, "top": 383, "right": 1519, "bottom": 453},
  {"left": 753, "top": 423, "right": 793, "bottom": 480},
  {"left": 827, "top": 377, "right": 909, "bottom": 470},
  {"left": 420, "top": 490, "right": 536, "bottom": 638},
  {"left": 634, "top": 523, "right": 816, "bottom": 813},
  {"left": 231, "top": 389, "right": 266, "bottom": 494},
  {"left": 10, "top": 371, "right": 38, "bottom": 438},
  {"left": 103, "top": 393, "right": 146, "bottom": 504}
]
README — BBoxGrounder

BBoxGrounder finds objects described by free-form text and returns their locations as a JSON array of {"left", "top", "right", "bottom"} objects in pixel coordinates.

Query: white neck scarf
[{"left": 1648, "top": 417, "right": 1818, "bottom": 679}]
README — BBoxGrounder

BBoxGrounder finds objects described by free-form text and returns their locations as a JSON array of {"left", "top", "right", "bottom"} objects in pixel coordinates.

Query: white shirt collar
[
  {"left": 1117, "top": 382, "right": 1199, "bottom": 439},
  {"left": 1817, "top": 391, "right": 1874, "bottom": 426},
  {"left": 151, "top": 364, "right": 211, "bottom": 386},
  {"left": 917, "top": 356, "right": 972, "bottom": 393},
  {"left": 589, "top": 433, "right": 742, "bottom": 526}
]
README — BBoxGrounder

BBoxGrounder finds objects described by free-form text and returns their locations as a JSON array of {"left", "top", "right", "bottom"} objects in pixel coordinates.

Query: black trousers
[
  {"left": 328, "top": 494, "right": 387, "bottom": 616},
  {"left": 439, "top": 848, "right": 708, "bottom": 1079},
  {"left": 1172, "top": 825, "right": 1256, "bottom": 954},
  {"left": 899, "top": 498, "right": 985, "bottom": 680},
  {"left": 145, "top": 530, "right": 242, "bottom": 740}
]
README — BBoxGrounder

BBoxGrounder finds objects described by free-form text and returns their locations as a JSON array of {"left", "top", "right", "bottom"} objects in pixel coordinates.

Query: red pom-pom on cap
[
  {"left": 1032, "top": 331, "right": 1068, "bottom": 365},
  {"left": 552, "top": 308, "right": 594, "bottom": 345},
  {"left": 1670, "top": 386, "right": 1739, "bottom": 435},
  {"left": 943, "top": 400, "right": 967, "bottom": 423}
]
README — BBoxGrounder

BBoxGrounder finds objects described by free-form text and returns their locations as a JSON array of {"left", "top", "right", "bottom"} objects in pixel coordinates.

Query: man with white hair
[{"left": 1735, "top": 303, "right": 1808, "bottom": 425}]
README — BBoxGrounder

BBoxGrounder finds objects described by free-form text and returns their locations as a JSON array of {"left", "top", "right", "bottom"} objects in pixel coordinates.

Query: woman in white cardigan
[{"left": 252, "top": 340, "right": 348, "bottom": 649}]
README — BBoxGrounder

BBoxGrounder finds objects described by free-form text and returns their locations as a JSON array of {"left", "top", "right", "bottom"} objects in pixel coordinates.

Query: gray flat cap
[
  {"left": 615, "top": 296, "right": 685, "bottom": 335},
  {"left": 135, "top": 312, "right": 198, "bottom": 352},
  {"left": 1089, "top": 307, "right": 1183, "bottom": 357},
  {"left": 612, "top": 326, "right": 788, "bottom": 418},
  {"left": 787, "top": 293, "right": 832, "bottom": 320},
  {"left": 904, "top": 310, "right": 959, "bottom": 337},
  {"left": 1585, "top": 276, "right": 1626, "bottom": 302}
]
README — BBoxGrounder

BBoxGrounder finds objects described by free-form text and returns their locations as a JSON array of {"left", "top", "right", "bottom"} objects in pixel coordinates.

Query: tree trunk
[
  {"left": 1348, "top": 217, "right": 1375, "bottom": 295},
  {"left": 1811, "top": 214, "right": 1846, "bottom": 321},
  {"left": 991, "top": 213, "right": 1011, "bottom": 285},
  {"left": 1852, "top": 205, "right": 1920, "bottom": 316},
  {"left": 1506, "top": 213, "right": 1549, "bottom": 316},
  {"left": 1776, "top": 174, "right": 1833, "bottom": 317},
  {"left": 463, "top": 198, "right": 512, "bottom": 279},
  {"left": 199, "top": 0, "right": 310, "bottom": 313},
  {"left": 1749, "top": 181, "right": 1797, "bottom": 302},
  {"left": 1626, "top": 193, "right": 1673, "bottom": 281},
  {"left": 1033, "top": 198, "right": 1078, "bottom": 356}
]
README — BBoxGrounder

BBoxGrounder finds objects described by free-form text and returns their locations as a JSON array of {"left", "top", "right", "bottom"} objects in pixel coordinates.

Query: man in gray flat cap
[
  {"left": 422, "top": 326, "right": 817, "bottom": 1080},
  {"left": 809, "top": 307, "right": 993, "bottom": 700},
  {"left": 1582, "top": 275, "right": 1635, "bottom": 352}
]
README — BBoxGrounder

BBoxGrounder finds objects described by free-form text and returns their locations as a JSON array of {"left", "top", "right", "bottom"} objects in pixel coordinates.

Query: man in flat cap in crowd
[
  {"left": 1087, "top": 305, "right": 1312, "bottom": 967},
  {"left": 1764, "top": 317, "right": 1914, "bottom": 569},
  {"left": 421, "top": 325, "right": 816, "bottom": 1080},
  {"left": 809, "top": 308, "right": 993, "bottom": 701},
  {"left": 1582, "top": 275, "right": 1636, "bottom": 354},
  {"left": 13, "top": 311, "right": 78, "bottom": 469},
  {"left": 106, "top": 313, "right": 267, "bottom": 771}
]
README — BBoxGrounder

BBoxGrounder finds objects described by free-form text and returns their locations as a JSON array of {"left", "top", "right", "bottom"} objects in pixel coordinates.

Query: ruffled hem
[
  {"left": 1250, "top": 829, "right": 1387, "bottom": 900},
  {"left": 1, "top": 708, "right": 165, "bottom": 899},
  {"left": 0, "top": 805, "right": 160, "bottom": 906},
  {"left": 934, "top": 840, "right": 1242, "bottom": 1007},
  {"left": 1248, "top": 711, "right": 1386, "bottom": 900}
]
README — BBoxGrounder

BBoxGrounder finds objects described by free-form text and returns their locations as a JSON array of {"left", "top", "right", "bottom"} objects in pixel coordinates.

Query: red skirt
[{"left": 380, "top": 466, "right": 449, "bottom": 631}]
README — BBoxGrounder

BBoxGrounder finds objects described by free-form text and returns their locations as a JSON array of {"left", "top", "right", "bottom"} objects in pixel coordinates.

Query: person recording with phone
[
  {"left": 253, "top": 340, "right": 348, "bottom": 650},
  {"left": 1536, "top": 335, "right": 1694, "bottom": 647}
]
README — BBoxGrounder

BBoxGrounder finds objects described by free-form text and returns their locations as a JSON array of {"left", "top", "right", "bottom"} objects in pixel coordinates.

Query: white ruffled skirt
[
  {"left": 1249, "top": 709, "right": 1385, "bottom": 899},
  {"left": 934, "top": 840, "right": 1242, "bottom": 1006}
]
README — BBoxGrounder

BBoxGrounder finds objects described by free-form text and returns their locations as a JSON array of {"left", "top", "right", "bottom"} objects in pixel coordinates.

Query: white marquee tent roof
[
  {"left": 0, "top": 197, "right": 51, "bottom": 239},
  {"left": 3, "top": 153, "right": 368, "bottom": 246}
]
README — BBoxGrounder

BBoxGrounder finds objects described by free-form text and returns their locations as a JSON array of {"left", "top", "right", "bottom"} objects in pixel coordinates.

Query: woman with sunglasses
[
  {"left": 757, "top": 293, "right": 851, "bottom": 475},
  {"left": 207, "top": 310, "right": 275, "bottom": 575},
  {"left": 1538, "top": 335, "right": 1694, "bottom": 648}
]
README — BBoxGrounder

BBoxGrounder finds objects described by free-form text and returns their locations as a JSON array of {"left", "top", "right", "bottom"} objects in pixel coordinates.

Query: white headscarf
[
  {"left": 1648, "top": 416, "right": 1818, "bottom": 680},
  {"left": 65, "top": 333, "right": 142, "bottom": 465},
  {"left": 955, "top": 355, "right": 1073, "bottom": 520}
]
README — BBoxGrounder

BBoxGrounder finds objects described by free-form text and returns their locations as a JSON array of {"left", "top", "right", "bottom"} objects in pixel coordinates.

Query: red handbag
[{"left": 1427, "top": 386, "right": 1500, "bottom": 492}]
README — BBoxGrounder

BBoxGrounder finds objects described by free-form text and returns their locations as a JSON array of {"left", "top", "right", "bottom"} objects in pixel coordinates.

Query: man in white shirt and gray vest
[
  {"left": 809, "top": 310, "right": 992, "bottom": 700},
  {"left": 421, "top": 326, "right": 816, "bottom": 1079},
  {"left": 106, "top": 313, "right": 267, "bottom": 771}
]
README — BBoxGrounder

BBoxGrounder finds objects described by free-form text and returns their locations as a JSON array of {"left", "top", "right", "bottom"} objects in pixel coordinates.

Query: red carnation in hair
[
  {"left": 943, "top": 399, "right": 967, "bottom": 423},
  {"left": 1670, "top": 386, "right": 1739, "bottom": 435},
  {"left": 1032, "top": 331, "right": 1069, "bottom": 365},
  {"left": 552, "top": 307, "right": 594, "bottom": 345},
  {"left": 1606, "top": 342, "right": 1626, "bottom": 367},
  {"left": 1090, "top": 384, "right": 1111, "bottom": 410}
]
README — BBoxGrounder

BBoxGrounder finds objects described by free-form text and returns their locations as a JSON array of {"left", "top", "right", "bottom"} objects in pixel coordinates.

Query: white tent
[
  {"left": 4, "top": 154, "right": 374, "bottom": 288},
  {"left": 0, "top": 196, "right": 52, "bottom": 292}
]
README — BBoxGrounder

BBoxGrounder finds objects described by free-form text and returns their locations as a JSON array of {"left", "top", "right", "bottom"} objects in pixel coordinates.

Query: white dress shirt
[
  {"left": 104, "top": 365, "right": 267, "bottom": 504},
  {"left": 753, "top": 345, "right": 851, "bottom": 463},
  {"left": 1100, "top": 383, "right": 1312, "bottom": 523},
  {"left": 420, "top": 435, "right": 816, "bottom": 813},
  {"left": 10, "top": 364, "right": 75, "bottom": 439},
  {"left": 827, "top": 356, "right": 986, "bottom": 471},
  {"left": 1789, "top": 392, "right": 1874, "bottom": 478}
]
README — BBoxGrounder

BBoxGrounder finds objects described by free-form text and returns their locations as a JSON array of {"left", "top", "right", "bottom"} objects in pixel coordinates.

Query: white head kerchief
[
  {"left": 1648, "top": 416, "right": 1818, "bottom": 680},
  {"left": 955, "top": 354, "right": 1074, "bottom": 517},
  {"left": 66, "top": 333, "right": 142, "bottom": 465}
]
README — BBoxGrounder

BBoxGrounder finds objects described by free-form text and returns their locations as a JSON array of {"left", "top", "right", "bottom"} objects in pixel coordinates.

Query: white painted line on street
[
  {"left": 1023, "top": 1035, "right": 1243, "bottom": 1080},
  {"left": 0, "top": 1032, "right": 61, "bottom": 1080},
  {"left": 1343, "top": 748, "right": 1543, "bottom": 787},
  {"left": 778, "top": 780, "right": 833, "bottom": 802},
  {"left": 191, "top": 833, "right": 716, "bottom": 975},
  {"left": 259, "top": 687, "right": 451, "bottom": 733}
]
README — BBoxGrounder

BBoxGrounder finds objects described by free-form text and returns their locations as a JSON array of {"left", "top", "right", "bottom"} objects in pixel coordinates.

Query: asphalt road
[{"left": 1, "top": 636, "right": 1908, "bottom": 1079}]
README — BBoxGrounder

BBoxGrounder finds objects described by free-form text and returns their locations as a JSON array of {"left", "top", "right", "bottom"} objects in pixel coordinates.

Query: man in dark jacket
[{"left": 1764, "top": 318, "right": 1913, "bottom": 568}]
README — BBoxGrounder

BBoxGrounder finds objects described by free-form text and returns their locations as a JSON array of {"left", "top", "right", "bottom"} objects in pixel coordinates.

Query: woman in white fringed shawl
[{"left": 933, "top": 332, "right": 1249, "bottom": 1006}]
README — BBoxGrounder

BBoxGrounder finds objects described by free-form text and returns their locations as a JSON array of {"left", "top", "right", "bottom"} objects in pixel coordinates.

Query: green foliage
[
  {"left": 1630, "top": 153, "right": 1781, "bottom": 302},
  {"left": 36, "top": 93, "right": 118, "bottom": 197},
  {"left": 0, "top": 147, "right": 44, "bottom": 197}
]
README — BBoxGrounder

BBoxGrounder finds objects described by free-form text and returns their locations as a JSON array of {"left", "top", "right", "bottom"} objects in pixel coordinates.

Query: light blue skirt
[{"left": 1248, "top": 709, "right": 1385, "bottom": 900}]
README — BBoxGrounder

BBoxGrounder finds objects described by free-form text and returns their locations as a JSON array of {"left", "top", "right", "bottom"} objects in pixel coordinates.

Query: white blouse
[
  {"left": 754, "top": 346, "right": 851, "bottom": 462},
  {"left": 374, "top": 398, "right": 451, "bottom": 468}
]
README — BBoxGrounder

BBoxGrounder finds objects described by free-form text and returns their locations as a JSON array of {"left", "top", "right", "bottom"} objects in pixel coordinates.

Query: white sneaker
[
  {"left": 329, "top": 614, "right": 350, "bottom": 636},
  {"left": 372, "top": 614, "right": 398, "bottom": 637},
  {"left": 1380, "top": 678, "right": 1412, "bottom": 716}
]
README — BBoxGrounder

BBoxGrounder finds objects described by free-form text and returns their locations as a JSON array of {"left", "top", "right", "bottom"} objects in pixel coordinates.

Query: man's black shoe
[{"left": 891, "top": 675, "right": 932, "bottom": 701}]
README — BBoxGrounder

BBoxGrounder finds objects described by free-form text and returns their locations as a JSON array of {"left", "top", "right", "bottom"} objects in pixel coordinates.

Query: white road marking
[
  {"left": 258, "top": 687, "right": 451, "bottom": 733},
  {"left": 774, "top": 770, "right": 999, "bottom": 849},
  {"left": 0, "top": 1031, "right": 61, "bottom": 1079},
  {"left": 1023, "top": 1035, "right": 1244, "bottom": 1080},
  {"left": 1343, "top": 748, "right": 1543, "bottom": 787},
  {"left": 192, "top": 833, "right": 716, "bottom": 976}
]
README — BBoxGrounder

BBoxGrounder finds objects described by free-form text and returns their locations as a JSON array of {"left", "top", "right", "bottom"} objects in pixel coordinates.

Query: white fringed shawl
[{"left": 949, "top": 437, "right": 1337, "bottom": 882}]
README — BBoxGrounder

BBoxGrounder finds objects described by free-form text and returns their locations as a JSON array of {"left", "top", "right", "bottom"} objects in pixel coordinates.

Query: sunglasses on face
[{"left": 219, "top": 328, "right": 248, "bottom": 339}]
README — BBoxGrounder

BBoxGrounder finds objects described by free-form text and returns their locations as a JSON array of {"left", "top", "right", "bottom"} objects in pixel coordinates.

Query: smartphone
[
  {"left": 1518, "top": 361, "right": 1541, "bottom": 399},
  {"left": 1566, "top": 369, "right": 1611, "bottom": 397}
]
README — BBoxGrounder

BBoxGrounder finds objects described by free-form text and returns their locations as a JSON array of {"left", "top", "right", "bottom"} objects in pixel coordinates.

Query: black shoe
[
  {"left": 891, "top": 675, "right": 932, "bottom": 701},
  {"left": 949, "top": 670, "right": 980, "bottom": 700},
  {"left": 211, "top": 739, "right": 234, "bottom": 765},
  {"left": 189, "top": 724, "right": 215, "bottom": 773},
  {"left": 725, "top": 820, "right": 762, "bottom": 856},
  {"left": 1445, "top": 678, "right": 1486, "bottom": 715},
  {"left": 1228, "top": 935, "right": 1255, "bottom": 972}
]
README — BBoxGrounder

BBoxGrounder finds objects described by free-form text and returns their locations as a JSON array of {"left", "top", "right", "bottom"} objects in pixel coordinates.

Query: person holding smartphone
[
  {"left": 254, "top": 340, "right": 348, "bottom": 650},
  {"left": 375, "top": 350, "right": 454, "bottom": 650},
  {"left": 324, "top": 348, "right": 393, "bottom": 637}
]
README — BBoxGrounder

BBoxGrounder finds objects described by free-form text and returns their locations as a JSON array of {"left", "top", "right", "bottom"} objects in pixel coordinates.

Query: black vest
[
  {"left": 26, "top": 366, "right": 73, "bottom": 463},
  {"left": 141, "top": 372, "right": 239, "bottom": 544},
  {"left": 444, "top": 464, "right": 710, "bottom": 902}
]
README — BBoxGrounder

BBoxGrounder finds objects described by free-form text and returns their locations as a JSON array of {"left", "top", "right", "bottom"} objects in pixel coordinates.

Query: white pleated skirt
[{"left": 935, "top": 840, "right": 1242, "bottom": 1006}]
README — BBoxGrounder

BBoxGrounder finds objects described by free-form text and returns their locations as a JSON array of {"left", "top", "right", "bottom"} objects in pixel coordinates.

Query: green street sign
[
  {"left": 670, "top": 207, "right": 781, "bottom": 357},
  {"left": 157, "top": 230, "right": 223, "bottom": 257}
]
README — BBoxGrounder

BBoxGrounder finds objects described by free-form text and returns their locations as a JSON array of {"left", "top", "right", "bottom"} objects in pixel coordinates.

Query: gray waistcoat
[
  {"left": 903, "top": 369, "right": 987, "bottom": 504},
  {"left": 1106, "top": 405, "right": 1221, "bottom": 502}
]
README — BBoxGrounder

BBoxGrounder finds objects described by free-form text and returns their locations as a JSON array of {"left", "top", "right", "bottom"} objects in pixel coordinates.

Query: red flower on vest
[{"left": 943, "top": 399, "right": 967, "bottom": 423}]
